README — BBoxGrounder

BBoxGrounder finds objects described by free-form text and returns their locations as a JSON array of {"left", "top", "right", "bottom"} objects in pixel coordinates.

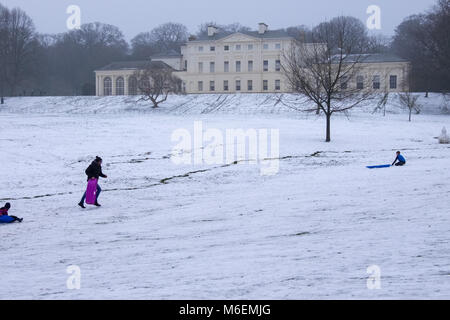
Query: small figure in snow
[
  {"left": 438, "top": 127, "right": 449, "bottom": 144},
  {"left": 0, "top": 203, "right": 23, "bottom": 223},
  {"left": 78, "top": 156, "right": 108, "bottom": 208},
  {"left": 392, "top": 151, "right": 406, "bottom": 166}
]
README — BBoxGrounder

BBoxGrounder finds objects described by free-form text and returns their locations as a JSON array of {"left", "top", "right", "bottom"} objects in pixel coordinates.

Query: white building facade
[
  {"left": 95, "top": 23, "right": 410, "bottom": 96},
  {"left": 174, "top": 24, "right": 296, "bottom": 94}
]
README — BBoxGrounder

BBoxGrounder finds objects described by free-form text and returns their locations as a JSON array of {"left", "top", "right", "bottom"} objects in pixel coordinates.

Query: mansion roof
[
  {"left": 96, "top": 60, "right": 173, "bottom": 72},
  {"left": 341, "top": 53, "right": 408, "bottom": 64},
  {"left": 192, "top": 29, "right": 293, "bottom": 42}
]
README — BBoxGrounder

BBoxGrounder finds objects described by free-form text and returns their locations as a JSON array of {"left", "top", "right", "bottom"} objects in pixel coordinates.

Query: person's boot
[
  {"left": 17, "top": 218, "right": 23, "bottom": 223},
  {"left": 78, "top": 202, "right": 86, "bottom": 209},
  {"left": 94, "top": 202, "right": 101, "bottom": 207}
]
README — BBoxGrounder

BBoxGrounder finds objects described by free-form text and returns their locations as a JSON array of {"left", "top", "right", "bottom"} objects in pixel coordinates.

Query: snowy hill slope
[
  {"left": 0, "top": 94, "right": 449, "bottom": 299},
  {"left": 1, "top": 93, "right": 448, "bottom": 116}
]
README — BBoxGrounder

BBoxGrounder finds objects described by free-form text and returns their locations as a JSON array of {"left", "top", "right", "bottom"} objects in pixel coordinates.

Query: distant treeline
[{"left": 0, "top": 0, "right": 449, "bottom": 97}]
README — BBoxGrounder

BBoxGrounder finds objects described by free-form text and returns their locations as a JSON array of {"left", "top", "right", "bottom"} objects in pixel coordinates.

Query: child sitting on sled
[{"left": 0, "top": 203, "right": 23, "bottom": 223}]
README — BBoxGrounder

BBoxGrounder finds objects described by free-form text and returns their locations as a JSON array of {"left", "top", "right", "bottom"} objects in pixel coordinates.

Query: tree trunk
[
  {"left": 325, "top": 113, "right": 331, "bottom": 142},
  {"left": 409, "top": 109, "right": 412, "bottom": 122}
]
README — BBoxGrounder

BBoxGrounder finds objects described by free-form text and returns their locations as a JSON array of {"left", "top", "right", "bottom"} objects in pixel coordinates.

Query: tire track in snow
[{"left": 0, "top": 151, "right": 331, "bottom": 201}]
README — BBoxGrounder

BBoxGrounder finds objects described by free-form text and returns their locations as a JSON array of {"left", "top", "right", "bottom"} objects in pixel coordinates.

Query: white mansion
[{"left": 95, "top": 23, "right": 410, "bottom": 96}]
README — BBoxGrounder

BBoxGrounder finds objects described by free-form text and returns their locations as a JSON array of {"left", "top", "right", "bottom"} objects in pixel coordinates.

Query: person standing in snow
[
  {"left": 392, "top": 151, "right": 406, "bottom": 166},
  {"left": 78, "top": 156, "right": 108, "bottom": 208},
  {"left": 0, "top": 203, "right": 23, "bottom": 223}
]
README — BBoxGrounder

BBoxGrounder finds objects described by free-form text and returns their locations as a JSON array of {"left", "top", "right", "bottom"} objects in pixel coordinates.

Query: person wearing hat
[
  {"left": 0, "top": 203, "right": 23, "bottom": 223},
  {"left": 78, "top": 156, "right": 108, "bottom": 208}
]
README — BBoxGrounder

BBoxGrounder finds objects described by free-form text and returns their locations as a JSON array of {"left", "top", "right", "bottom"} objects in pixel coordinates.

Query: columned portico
[
  {"left": 95, "top": 60, "right": 175, "bottom": 96},
  {"left": 124, "top": 75, "right": 129, "bottom": 96}
]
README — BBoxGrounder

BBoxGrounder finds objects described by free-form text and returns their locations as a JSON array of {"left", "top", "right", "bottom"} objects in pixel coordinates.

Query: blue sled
[
  {"left": 0, "top": 216, "right": 15, "bottom": 224},
  {"left": 367, "top": 164, "right": 391, "bottom": 169}
]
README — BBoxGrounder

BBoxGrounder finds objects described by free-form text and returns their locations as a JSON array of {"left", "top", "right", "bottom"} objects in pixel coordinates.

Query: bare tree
[
  {"left": 398, "top": 91, "right": 421, "bottom": 121},
  {"left": 285, "top": 25, "right": 312, "bottom": 42},
  {"left": 131, "top": 22, "right": 188, "bottom": 59},
  {"left": 150, "top": 23, "right": 188, "bottom": 53},
  {"left": 392, "top": 0, "right": 450, "bottom": 93},
  {"left": 373, "top": 92, "right": 389, "bottom": 116},
  {"left": 52, "top": 22, "right": 128, "bottom": 95},
  {"left": 282, "top": 16, "right": 375, "bottom": 142},
  {"left": 196, "top": 22, "right": 251, "bottom": 37},
  {"left": 134, "top": 63, "right": 181, "bottom": 108},
  {"left": 0, "top": 6, "right": 36, "bottom": 96},
  {"left": 131, "top": 32, "right": 158, "bottom": 59},
  {"left": 0, "top": 4, "right": 8, "bottom": 103}
]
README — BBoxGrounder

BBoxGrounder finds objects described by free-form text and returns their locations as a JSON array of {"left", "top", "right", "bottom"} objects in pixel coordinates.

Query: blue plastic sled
[
  {"left": 0, "top": 216, "right": 15, "bottom": 224},
  {"left": 367, "top": 164, "right": 391, "bottom": 169}
]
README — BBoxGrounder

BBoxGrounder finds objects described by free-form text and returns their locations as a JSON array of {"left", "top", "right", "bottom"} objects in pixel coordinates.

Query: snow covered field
[{"left": 0, "top": 94, "right": 449, "bottom": 299}]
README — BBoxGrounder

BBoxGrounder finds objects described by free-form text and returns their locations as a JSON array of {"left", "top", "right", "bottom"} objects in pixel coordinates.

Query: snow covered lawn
[{"left": 0, "top": 95, "right": 449, "bottom": 299}]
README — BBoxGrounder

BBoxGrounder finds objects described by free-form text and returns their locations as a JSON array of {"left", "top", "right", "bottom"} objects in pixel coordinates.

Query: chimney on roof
[
  {"left": 258, "top": 23, "right": 268, "bottom": 34},
  {"left": 208, "top": 25, "right": 218, "bottom": 37}
]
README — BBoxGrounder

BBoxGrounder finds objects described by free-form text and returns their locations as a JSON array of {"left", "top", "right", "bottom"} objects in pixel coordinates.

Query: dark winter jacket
[
  {"left": 85, "top": 161, "right": 107, "bottom": 181},
  {"left": 0, "top": 207, "right": 9, "bottom": 216}
]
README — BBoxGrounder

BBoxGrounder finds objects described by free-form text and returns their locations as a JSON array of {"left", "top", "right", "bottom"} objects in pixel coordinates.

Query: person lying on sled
[
  {"left": 392, "top": 151, "right": 406, "bottom": 167},
  {"left": 0, "top": 203, "right": 23, "bottom": 223}
]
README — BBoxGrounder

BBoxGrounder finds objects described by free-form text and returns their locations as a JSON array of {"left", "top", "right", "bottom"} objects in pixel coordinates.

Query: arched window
[
  {"left": 116, "top": 77, "right": 124, "bottom": 95},
  {"left": 103, "top": 77, "right": 112, "bottom": 96},
  {"left": 128, "top": 76, "right": 138, "bottom": 95}
]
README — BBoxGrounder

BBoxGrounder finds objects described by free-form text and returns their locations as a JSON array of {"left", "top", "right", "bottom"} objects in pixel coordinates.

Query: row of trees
[
  {"left": 0, "top": 0, "right": 449, "bottom": 99},
  {"left": 391, "top": 0, "right": 450, "bottom": 92}
]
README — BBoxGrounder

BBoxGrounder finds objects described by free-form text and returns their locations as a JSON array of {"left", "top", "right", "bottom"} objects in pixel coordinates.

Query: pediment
[{"left": 218, "top": 32, "right": 258, "bottom": 43}]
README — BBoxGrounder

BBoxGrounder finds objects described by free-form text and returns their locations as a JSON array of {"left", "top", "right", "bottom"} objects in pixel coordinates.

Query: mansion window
[
  {"left": 198, "top": 46, "right": 204, "bottom": 52},
  {"left": 248, "top": 80, "right": 253, "bottom": 91},
  {"left": 236, "top": 44, "right": 241, "bottom": 51},
  {"left": 373, "top": 75, "right": 380, "bottom": 89},
  {"left": 224, "top": 80, "right": 229, "bottom": 91},
  {"left": 248, "top": 60, "right": 253, "bottom": 72},
  {"left": 263, "top": 60, "right": 269, "bottom": 72},
  {"left": 116, "top": 77, "right": 124, "bottom": 95},
  {"left": 210, "top": 46, "right": 215, "bottom": 51},
  {"left": 236, "top": 80, "right": 241, "bottom": 91},
  {"left": 275, "top": 80, "right": 281, "bottom": 91},
  {"left": 236, "top": 61, "right": 241, "bottom": 72},
  {"left": 198, "top": 62, "right": 203, "bottom": 73},
  {"left": 210, "top": 61, "right": 215, "bottom": 73},
  {"left": 263, "top": 44, "right": 269, "bottom": 50},
  {"left": 248, "top": 44, "right": 254, "bottom": 50},
  {"left": 224, "top": 61, "right": 229, "bottom": 72},
  {"left": 390, "top": 75, "right": 397, "bottom": 89},
  {"left": 198, "top": 81, "right": 203, "bottom": 92},
  {"left": 275, "top": 43, "right": 281, "bottom": 49},
  {"left": 340, "top": 76, "right": 348, "bottom": 90},
  {"left": 356, "top": 75, "right": 364, "bottom": 89},
  {"left": 263, "top": 80, "right": 268, "bottom": 91},
  {"left": 275, "top": 60, "right": 281, "bottom": 72},
  {"left": 184, "top": 60, "right": 188, "bottom": 71},
  {"left": 224, "top": 45, "right": 229, "bottom": 51},
  {"left": 103, "top": 77, "right": 112, "bottom": 96},
  {"left": 210, "top": 81, "right": 215, "bottom": 92}
]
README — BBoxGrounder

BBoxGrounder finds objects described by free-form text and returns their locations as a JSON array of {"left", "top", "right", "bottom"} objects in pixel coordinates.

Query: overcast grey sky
[{"left": 1, "top": 0, "right": 437, "bottom": 40}]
